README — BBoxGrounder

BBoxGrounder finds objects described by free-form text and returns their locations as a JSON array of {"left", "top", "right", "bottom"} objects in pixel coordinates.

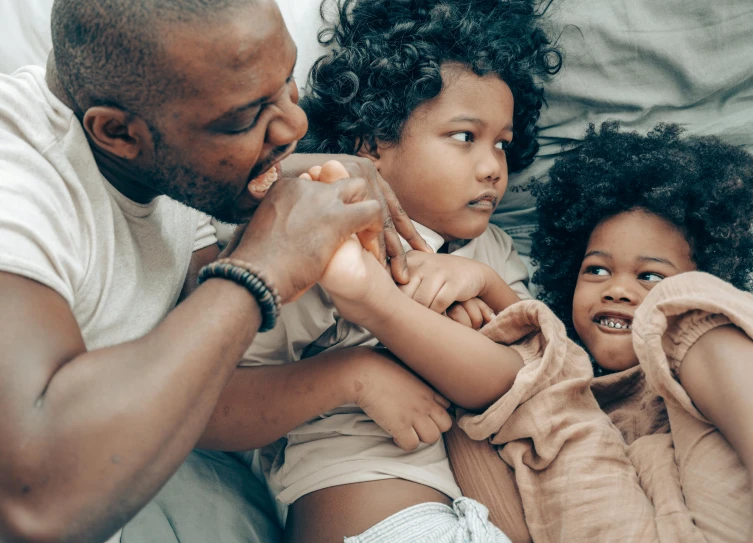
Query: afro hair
[
  {"left": 531, "top": 121, "right": 753, "bottom": 340},
  {"left": 297, "top": 0, "right": 562, "bottom": 173}
]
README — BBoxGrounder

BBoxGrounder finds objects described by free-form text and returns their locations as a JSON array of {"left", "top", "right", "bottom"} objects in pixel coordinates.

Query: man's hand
[
  {"left": 230, "top": 175, "right": 382, "bottom": 303},
  {"left": 282, "top": 154, "right": 431, "bottom": 284},
  {"left": 352, "top": 347, "right": 453, "bottom": 452},
  {"left": 399, "top": 251, "right": 492, "bottom": 314}
]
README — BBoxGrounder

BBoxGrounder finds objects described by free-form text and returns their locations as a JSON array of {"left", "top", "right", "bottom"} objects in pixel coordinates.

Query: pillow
[
  {"left": 0, "top": 0, "right": 53, "bottom": 74},
  {"left": 0, "top": 0, "right": 330, "bottom": 86},
  {"left": 493, "top": 0, "right": 753, "bottom": 263}
]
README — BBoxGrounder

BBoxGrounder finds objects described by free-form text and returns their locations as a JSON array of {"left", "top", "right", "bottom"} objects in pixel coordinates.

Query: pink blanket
[{"left": 448, "top": 272, "right": 753, "bottom": 542}]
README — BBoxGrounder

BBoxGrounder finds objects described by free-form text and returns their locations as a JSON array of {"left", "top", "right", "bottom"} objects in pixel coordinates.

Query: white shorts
[{"left": 343, "top": 497, "right": 512, "bottom": 543}]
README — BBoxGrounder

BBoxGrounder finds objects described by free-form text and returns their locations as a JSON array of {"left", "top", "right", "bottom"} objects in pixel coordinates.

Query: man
[{"left": 0, "top": 1, "right": 437, "bottom": 542}]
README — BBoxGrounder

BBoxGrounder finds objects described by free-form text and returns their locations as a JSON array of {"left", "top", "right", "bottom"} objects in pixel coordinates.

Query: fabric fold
[
  {"left": 456, "top": 301, "right": 657, "bottom": 542},
  {"left": 451, "top": 272, "right": 753, "bottom": 542}
]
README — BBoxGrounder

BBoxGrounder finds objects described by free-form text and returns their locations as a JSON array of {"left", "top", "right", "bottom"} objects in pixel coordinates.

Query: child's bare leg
[{"left": 284, "top": 479, "right": 451, "bottom": 543}]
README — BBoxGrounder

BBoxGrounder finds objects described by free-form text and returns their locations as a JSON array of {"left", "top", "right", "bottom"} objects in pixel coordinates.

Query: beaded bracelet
[{"left": 197, "top": 258, "right": 282, "bottom": 332}]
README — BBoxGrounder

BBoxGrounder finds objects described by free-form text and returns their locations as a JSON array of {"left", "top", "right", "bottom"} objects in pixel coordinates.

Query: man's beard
[{"left": 145, "top": 129, "right": 246, "bottom": 223}]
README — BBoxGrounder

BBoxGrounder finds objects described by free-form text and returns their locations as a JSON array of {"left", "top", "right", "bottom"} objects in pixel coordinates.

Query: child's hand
[
  {"left": 319, "top": 236, "right": 396, "bottom": 324},
  {"left": 447, "top": 298, "right": 496, "bottom": 330},
  {"left": 352, "top": 347, "right": 453, "bottom": 451},
  {"left": 399, "top": 251, "right": 490, "bottom": 314}
]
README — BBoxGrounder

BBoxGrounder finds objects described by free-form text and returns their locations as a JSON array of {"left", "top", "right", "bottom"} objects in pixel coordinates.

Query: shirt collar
[{"left": 400, "top": 221, "right": 477, "bottom": 256}]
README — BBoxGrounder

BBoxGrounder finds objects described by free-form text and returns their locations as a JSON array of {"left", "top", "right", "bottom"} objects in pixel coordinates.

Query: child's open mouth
[{"left": 593, "top": 311, "right": 633, "bottom": 331}]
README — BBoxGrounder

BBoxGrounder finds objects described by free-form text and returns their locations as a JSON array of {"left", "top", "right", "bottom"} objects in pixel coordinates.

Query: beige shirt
[{"left": 240, "top": 223, "right": 530, "bottom": 525}]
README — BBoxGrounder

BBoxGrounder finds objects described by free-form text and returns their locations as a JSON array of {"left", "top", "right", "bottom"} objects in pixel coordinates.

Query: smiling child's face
[
  {"left": 368, "top": 63, "right": 515, "bottom": 242},
  {"left": 572, "top": 210, "right": 696, "bottom": 372}
]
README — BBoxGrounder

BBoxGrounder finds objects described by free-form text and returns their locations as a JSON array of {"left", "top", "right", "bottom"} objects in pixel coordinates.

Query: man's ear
[
  {"left": 82, "top": 106, "right": 151, "bottom": 161},
  {"left": 355, "top": 139, "right": 381, "bottom": 170}
]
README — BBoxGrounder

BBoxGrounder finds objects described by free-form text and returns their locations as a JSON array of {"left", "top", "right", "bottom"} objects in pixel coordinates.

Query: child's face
[
  {"left": 371, "top": 64, "right": 514, "bottom": 241},
  {"left": 572, "top": 210, "right": 695, "bottom": 372}
]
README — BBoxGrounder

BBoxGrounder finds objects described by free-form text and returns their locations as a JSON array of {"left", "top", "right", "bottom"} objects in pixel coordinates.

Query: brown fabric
[
  {"left": 444, "top": 423, "right": 530, "bottom": 543},
  {"left": 449, "top": 272, "right": 753, "bottom": 542}
]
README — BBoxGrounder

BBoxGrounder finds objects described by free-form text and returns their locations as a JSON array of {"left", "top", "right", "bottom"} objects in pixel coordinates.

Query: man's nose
[{"left": 266, "top": 93, "right": 308, "bottom": 148}]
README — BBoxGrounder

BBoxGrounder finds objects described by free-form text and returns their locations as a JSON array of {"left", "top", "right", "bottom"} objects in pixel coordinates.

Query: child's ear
[{"left": 356, "top": 140, "right": 381, "bottom": 170}]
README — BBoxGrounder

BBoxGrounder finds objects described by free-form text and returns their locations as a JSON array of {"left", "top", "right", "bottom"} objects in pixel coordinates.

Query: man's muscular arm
[
  {"left": 0, "top": 176, "right": 382, "bottom": 543},
  {"left": 198, "top": 347, "right": 452, "bottom": 453},
  {"left": 179, "top": 243, "right": 221, "bottom": 302}
]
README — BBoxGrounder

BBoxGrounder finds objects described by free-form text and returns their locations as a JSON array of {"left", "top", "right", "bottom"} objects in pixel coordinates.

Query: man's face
[{"left": 142, "top": 0, "right": 307, "bottom": 223}]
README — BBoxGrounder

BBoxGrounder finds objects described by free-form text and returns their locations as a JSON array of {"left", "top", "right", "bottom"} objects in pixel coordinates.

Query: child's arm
[
  {"left": 322, "top": 240, "right": 523, "bottom": 411},
  {"left": 679, "top": 324, "right": 753, "bottom": 511},
  {"left": 198, "top": 346, "right": 452, "bottom": 452}
]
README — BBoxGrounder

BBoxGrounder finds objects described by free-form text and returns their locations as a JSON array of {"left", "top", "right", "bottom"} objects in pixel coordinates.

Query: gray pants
[{"left": 121, "top": 450, "right": 282, "bottom": 543}]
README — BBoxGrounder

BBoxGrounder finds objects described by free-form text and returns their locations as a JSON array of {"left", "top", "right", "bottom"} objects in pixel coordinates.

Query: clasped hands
[{"left": 305, "top": 160, "right": 498, "bottom": 331}]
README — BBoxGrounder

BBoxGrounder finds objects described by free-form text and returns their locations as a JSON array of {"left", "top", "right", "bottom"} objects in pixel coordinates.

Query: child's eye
[
  {"left": 495, "top": 140, "right": 512, "bottom": 151},
  {"left": 451, "top": 132, "right": 474, "bottom": 143},
  {"left": 584, "top": 265, "right": 610, "bottom": 276},
  {"left": 638, "top": 272, "right": 665, "bottom": 283}
]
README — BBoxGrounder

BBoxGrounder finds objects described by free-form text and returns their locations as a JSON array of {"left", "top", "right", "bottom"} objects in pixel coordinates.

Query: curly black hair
[
  {"left": 297, "top": 0, "right": 562, "bottom": 173},
  {"left": 531, "top": 121, "right": 753, "bottom": 340}
]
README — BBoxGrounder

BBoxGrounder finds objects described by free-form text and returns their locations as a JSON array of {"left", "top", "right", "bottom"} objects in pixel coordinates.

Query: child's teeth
[{"left": 599, "top": 318, "right": 631, "bottom": 330}]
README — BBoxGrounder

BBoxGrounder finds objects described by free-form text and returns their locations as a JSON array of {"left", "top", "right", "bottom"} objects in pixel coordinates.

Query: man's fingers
[
  {"left": 378, "top": 174, "right": 430, "bottom": 253},
  {"left": 384, "top": 223, "right": 409, "bottom": 284},
  {"left": 337, "top": 200, "right": 384, "bottom": 241},
  {"left": 333, "top": 176, "right": 372, "bottom": 205}
]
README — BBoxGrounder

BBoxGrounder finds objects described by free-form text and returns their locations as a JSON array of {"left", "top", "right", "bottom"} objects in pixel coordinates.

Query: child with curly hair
[
  {"left": 236, "top": 1, "right": 561, "bottom": 542},
  {"left": 449, "top": 122, "right": 753, "bottom": 542}
]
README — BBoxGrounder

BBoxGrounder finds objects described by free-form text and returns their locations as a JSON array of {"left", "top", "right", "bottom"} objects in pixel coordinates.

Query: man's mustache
[{"left": 248, "top": 144, "right": 294, "bottom": 181}]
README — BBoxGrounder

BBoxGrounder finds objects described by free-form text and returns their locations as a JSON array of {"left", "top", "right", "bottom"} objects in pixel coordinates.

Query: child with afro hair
[
  {"left": 531, "top": 121, "right": 753, "bottom": 369},
  {"left": 239, "top": 1, "right": 561, "bottom": 542},
  {"left": 510, "top": 121, "right": 753, "bottom": 540},
  {"left": 442, "top": 122, "right": 753, "bottom": 542}
]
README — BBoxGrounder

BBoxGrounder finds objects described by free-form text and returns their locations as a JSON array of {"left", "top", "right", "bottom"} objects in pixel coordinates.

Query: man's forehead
[{"left": 159, "top": 0, "right": 293, "bottom": 102}]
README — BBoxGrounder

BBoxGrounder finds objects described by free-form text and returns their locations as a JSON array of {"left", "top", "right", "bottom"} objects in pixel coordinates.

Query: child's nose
[
  {"left": 475, "top": 149, "right": 505, "bottom": 184},
  {"left": 601, "top": 278, "right": 639, "bottom": 304}
]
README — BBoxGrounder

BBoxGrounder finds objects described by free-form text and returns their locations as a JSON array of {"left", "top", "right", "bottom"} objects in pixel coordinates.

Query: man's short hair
[{"left": 51, "top": 0, "right": 252, "bottom": 118}]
